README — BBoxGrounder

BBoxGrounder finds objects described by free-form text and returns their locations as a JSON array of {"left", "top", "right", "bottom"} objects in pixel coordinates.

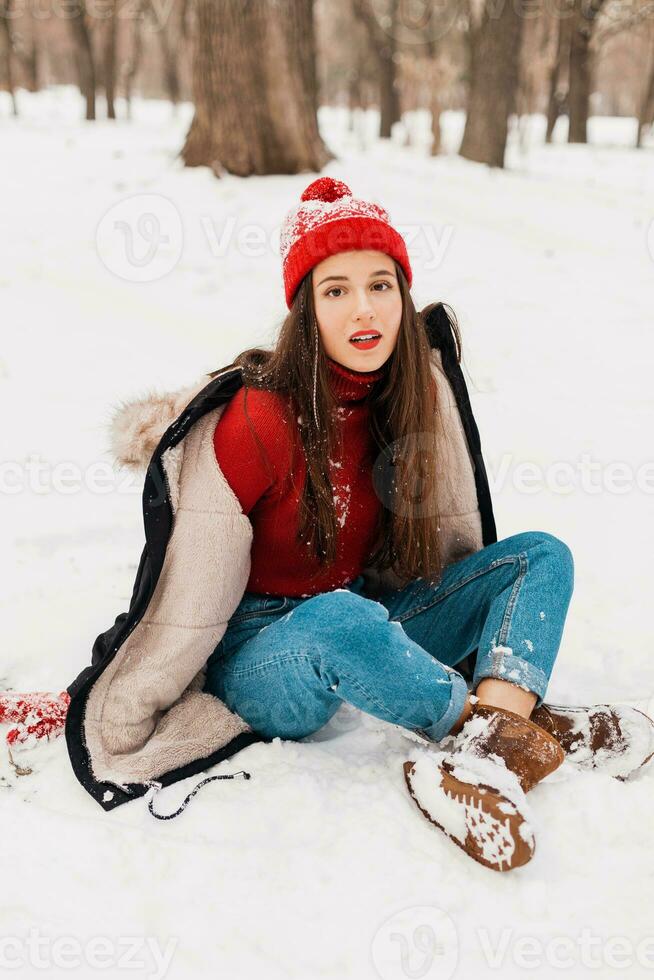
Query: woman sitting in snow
[
  {"left": 199, "top": 178, "right": 654, "bottom": 870},
  {"left": 37, "top": 177, "right": 653, "bottom": 870}
]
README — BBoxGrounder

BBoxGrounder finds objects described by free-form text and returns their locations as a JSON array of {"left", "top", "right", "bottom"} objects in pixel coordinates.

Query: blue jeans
[{"left": 203, "top": 531, "right": 574, "bottom": 743}]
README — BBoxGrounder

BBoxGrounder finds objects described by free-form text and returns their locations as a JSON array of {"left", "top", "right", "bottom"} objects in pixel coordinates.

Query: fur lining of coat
[{"left": 79, "top": 347, "right": 484, "bottom": 795}]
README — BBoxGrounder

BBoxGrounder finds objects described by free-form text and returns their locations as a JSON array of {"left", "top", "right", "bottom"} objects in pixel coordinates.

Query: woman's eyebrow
[{"left": 316, "top": 269, "right": 394, "bottom": 286}]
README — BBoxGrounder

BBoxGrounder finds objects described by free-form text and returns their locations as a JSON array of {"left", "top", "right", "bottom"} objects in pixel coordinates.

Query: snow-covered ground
[{"left": 2, "top": 87, "right": 654, "bottom": 979}]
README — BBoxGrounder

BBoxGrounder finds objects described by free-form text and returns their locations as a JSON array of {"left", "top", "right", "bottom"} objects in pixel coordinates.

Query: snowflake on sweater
[{"left": 332, "top": 481, "right": 352, "bottom": 529}]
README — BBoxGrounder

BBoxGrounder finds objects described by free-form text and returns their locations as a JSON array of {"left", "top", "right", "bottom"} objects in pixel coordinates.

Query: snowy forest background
[
  {"left": 2, "top": 1, "right": 654, "bottom": 979},
  {"left": 2, "top": 0, "right": 654, "bottom": 157}
]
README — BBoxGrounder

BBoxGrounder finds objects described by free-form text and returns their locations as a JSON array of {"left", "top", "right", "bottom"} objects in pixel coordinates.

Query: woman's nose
[{"left": 353, "top": 291, "right": 375, "bottom": 320}]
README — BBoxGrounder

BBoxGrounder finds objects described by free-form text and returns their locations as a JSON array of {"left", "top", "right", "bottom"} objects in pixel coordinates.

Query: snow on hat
[{"left": 280, "top": 177, "right": 413, "bottom": 309}]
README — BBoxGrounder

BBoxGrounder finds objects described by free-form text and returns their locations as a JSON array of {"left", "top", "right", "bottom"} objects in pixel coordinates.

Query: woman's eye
[{"left": 325, "top": 282, "right": 392, "bottom": 298}]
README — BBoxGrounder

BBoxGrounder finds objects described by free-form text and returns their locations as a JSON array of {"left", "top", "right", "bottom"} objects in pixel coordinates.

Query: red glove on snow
[{"left": 0, "top": 690, "right": 71, "bottom": 745}]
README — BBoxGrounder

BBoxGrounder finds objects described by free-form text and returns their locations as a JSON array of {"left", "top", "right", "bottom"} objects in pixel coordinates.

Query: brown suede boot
[
  {"left": 403, "top": 703, "right": 565, "bottom": 873},
  {"left": 531, "top": 702, "right": 654, "bottom": 780}
]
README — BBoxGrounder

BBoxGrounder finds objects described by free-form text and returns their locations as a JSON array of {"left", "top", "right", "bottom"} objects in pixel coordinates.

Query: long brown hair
[{"left": 210, "top": 261, "right": 462, "bottom": 589}]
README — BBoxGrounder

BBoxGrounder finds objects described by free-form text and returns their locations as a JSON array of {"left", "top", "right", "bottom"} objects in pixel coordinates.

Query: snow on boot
[
  {"left": 0, "top": 691, "right": 71, "bottom": 746},
  {"left": 531, "top": 701, "right": 654, "bottom": 780},
  {"left": 403, "top": 703, "right": 565, "bottom": 872}
]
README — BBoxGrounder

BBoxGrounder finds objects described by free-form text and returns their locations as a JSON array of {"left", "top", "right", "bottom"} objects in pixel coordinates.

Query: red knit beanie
[{"left": 280, "top": 177, "right": 413, "bottom": 309}]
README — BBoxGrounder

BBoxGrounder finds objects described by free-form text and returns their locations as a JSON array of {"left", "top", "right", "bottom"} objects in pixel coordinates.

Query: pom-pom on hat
[{"left": 280, "top": 177, "right": 412, "bottom": 309}]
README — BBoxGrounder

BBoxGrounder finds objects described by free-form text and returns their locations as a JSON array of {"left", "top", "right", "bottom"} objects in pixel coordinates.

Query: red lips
[{"left": 349, "top": 329, "right": 382, "bottom": 340}]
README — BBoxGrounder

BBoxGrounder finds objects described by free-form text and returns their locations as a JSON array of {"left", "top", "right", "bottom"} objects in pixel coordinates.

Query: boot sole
[
  {"left": 615, "top": 708, "right": 654, "bottom": 781},
  {"left": 533, "top": 703, "right": 654, "bottom": 780},
  {"left": 403, "top": 759, "right": 535, "bottom": 872}
]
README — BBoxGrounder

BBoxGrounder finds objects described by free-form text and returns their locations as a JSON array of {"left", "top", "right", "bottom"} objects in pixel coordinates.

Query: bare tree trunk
[
  {"left": 568, "top": 13, "right": 591, "bottom": 141},
  {"left": 103, "top": 0, "right": 117, "bottom": 119},
  {"left": 459, "top": 0, "right": 525, "bottom": 168},
  {"left": 545, "top": 7, "right": 573, "bottom": 143},
  {"left": 5, "top": 0, "right": 40, "bottom": 93},
  {"left": 429, "top": 85, "right": 442, "bottom": 155},
  {"left": 146, "top": 0, "right": 180, "bottom": 109},
  {"left": 122, "top": 0, "right": 146, "bottom": 120},
  {"left": 352, "top": 0, "right": 401, "bottom": 139},
  {"left": 69, "top": 0, "right": 96, "bottom": 120},
  {"left": 398, "top": 69, "right": 417, "bottom": 147},
  {"left": 293, "top": 0, "right": 326, "bottom": 147},
  {"left": 349, "top": 59, "right": 371, "bottom": 148},
  {"left": 21, "top": 36, "right": 39, "bottom": 92},
  {"left": 378, "top": 39, "right": 400, "bottom": 137},
  {"left": 180, "top": 0, "right": 191, "bottom": 38},
  {"left": 26, "top": 0, "right": 39, "bottom": 91},
  {"left": 345, "top": 19, "right": 369, "bottom": 137},
  {"left": 348, "top": 67, "right": 362, "bottom": 132},
  {"left": 182, "top": 0, "right": 332, "bottom": 176},
  {"left": 636, "top": 41, "right": 654, "bottom": 147},
  {"left": 0, "top": 0, "right": 18, "bottom": 115},
  {"left": 567, "top": 0, "right": 606, "bottom": 143},
  {"left": 348, "top": 74, "right": 359, "bottom": 128},
  {"left": 425, "top": 37, "right": 446, "bottom": 157}
]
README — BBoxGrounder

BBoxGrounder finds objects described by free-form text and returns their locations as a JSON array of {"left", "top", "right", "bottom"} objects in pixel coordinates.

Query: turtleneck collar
[{"left": 326, "top": 356, "right": 386, "bottom": 404}]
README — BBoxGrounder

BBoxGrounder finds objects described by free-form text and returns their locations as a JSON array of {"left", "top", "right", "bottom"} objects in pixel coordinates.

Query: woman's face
[{"left": 311, "top": 250, "right": 403, "bottom": 372}]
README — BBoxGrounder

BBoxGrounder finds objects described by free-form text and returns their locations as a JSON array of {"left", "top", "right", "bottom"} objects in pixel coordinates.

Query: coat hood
[{"left": 108, "top": 375, "right": 214, "bottom": 472}]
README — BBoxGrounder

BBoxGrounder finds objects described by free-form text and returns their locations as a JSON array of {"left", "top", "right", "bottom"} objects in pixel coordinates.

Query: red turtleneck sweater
[{"left": 212, "top": 357, "right": 385, "bottom": 597}]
